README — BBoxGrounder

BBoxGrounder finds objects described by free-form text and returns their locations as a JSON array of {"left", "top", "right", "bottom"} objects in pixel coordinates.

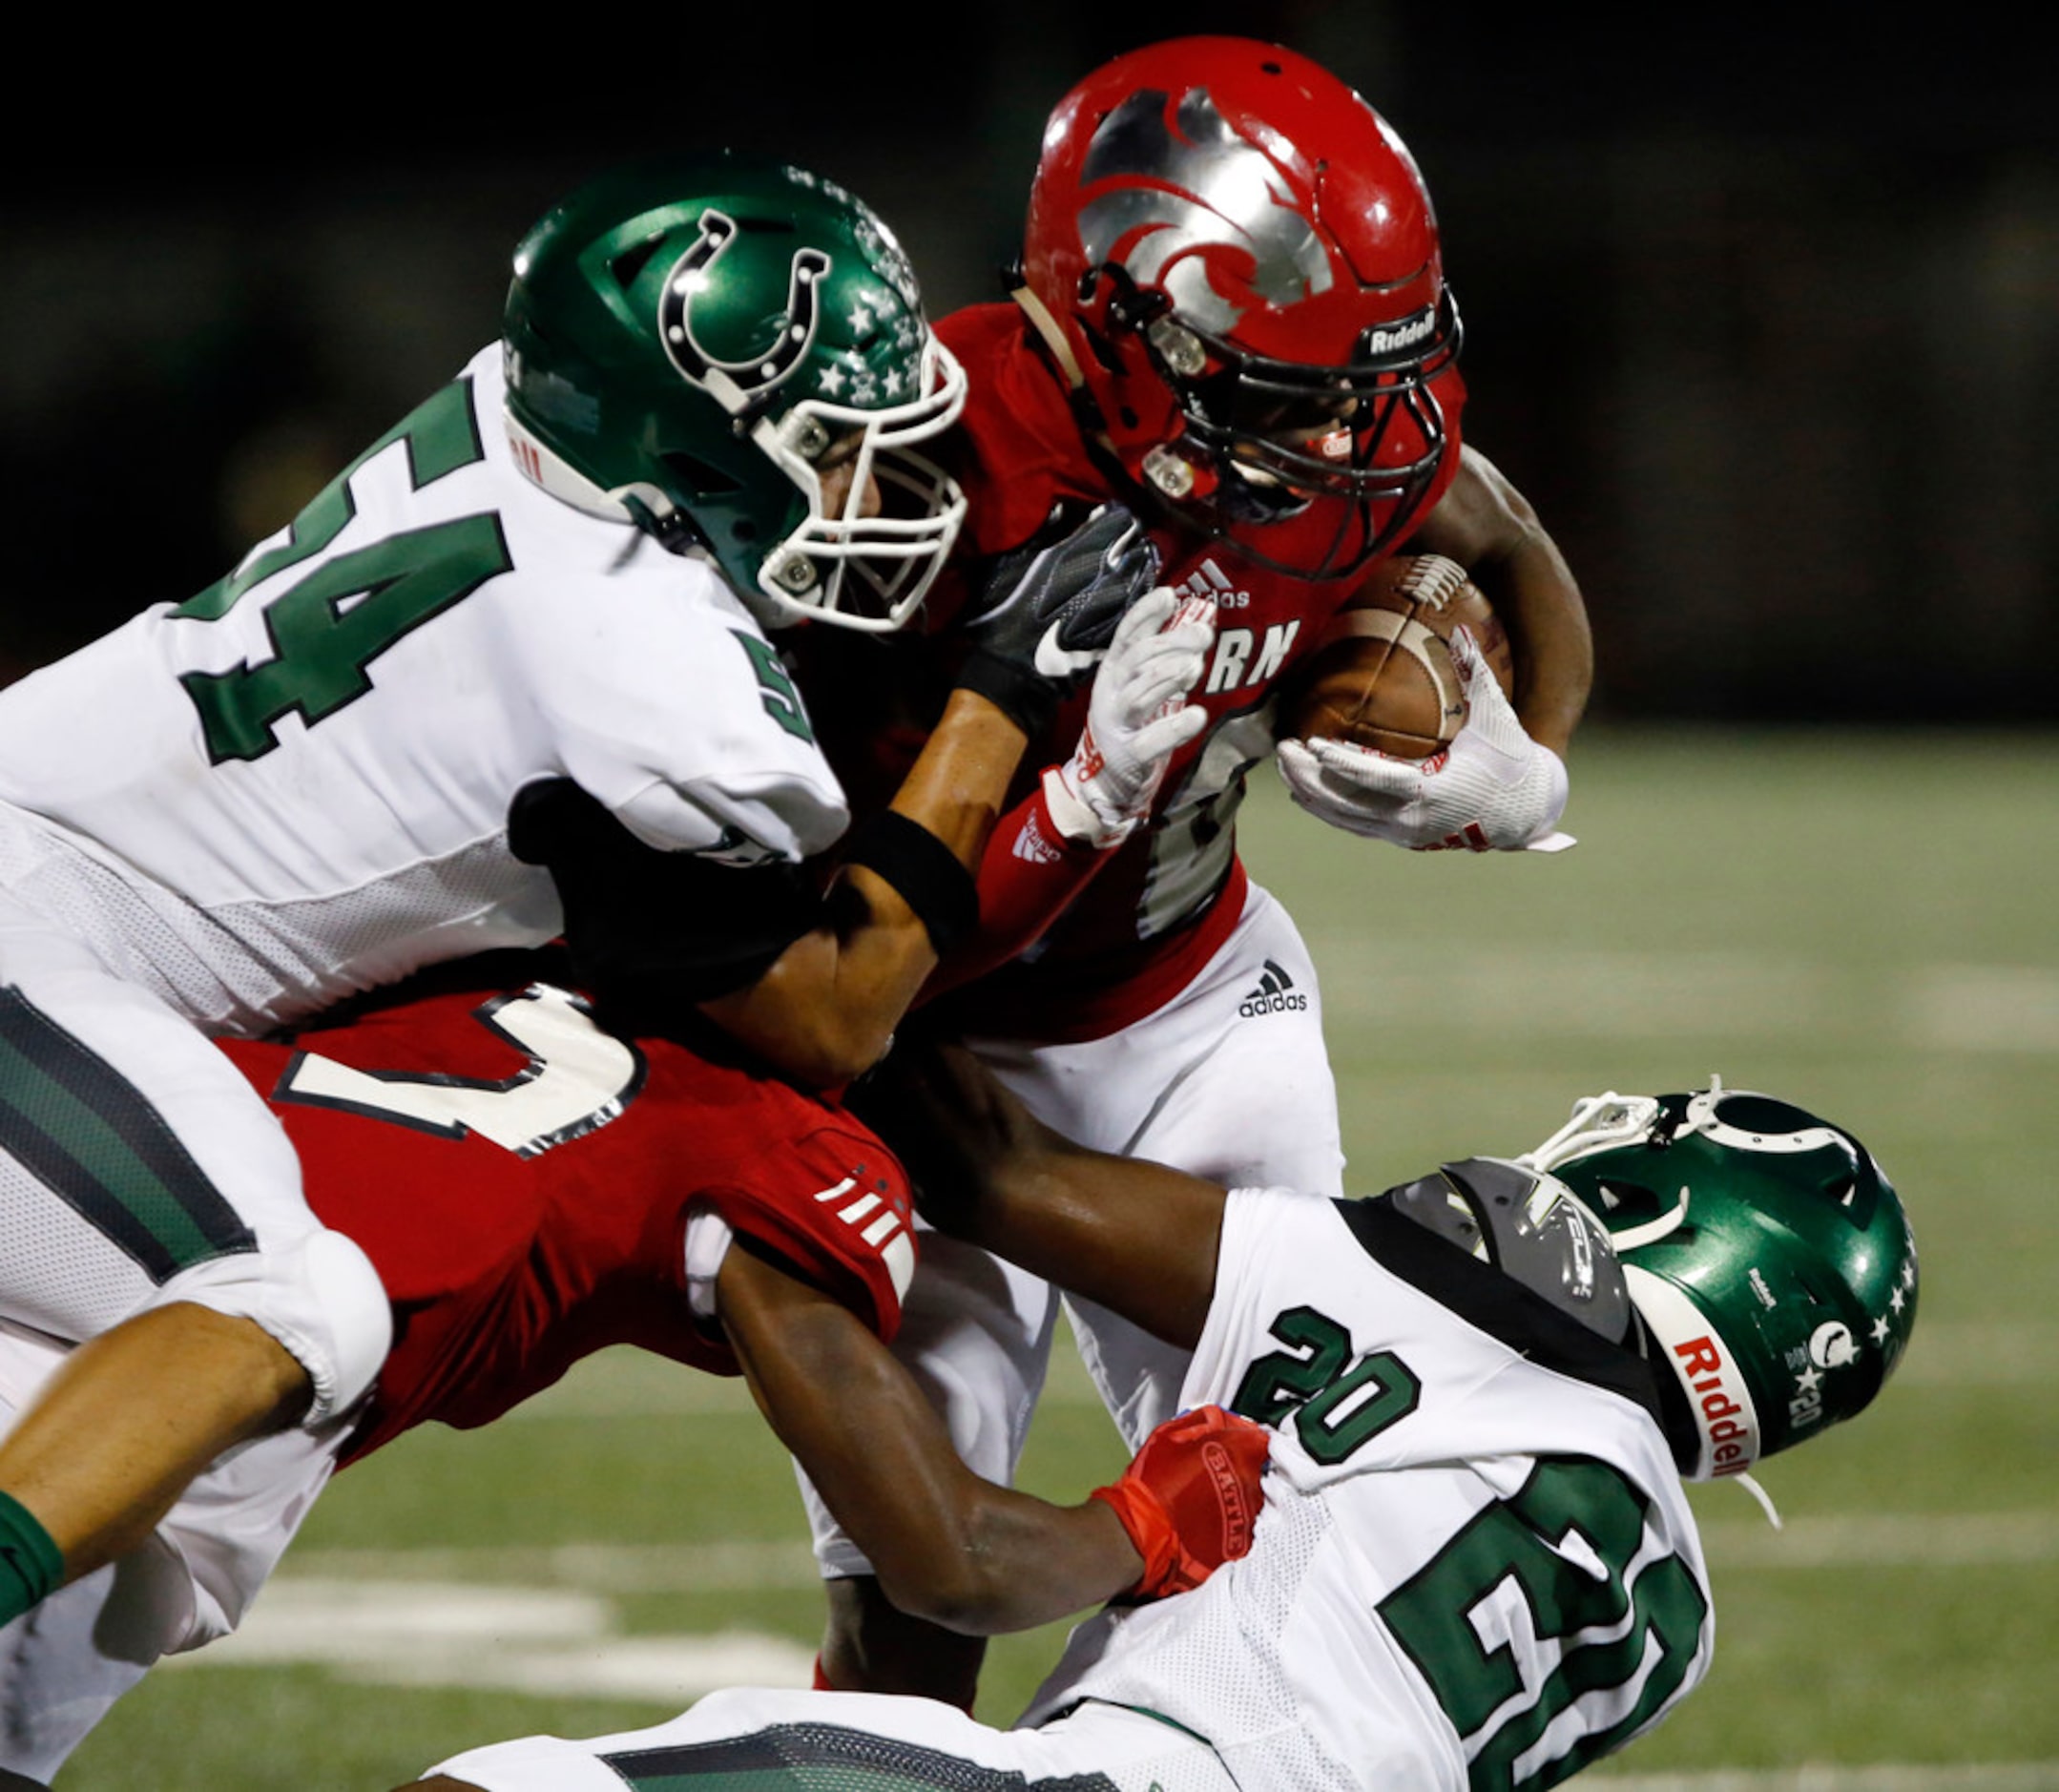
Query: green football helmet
[
  {"left": 1520, "top": 1079, "right": 1918, "bottom": 1481},
  {"left": 502, "top": 153, "right": 967, "bottom": 630}
]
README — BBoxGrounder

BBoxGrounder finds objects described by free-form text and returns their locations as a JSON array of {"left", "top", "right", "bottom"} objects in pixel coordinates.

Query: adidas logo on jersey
[
  {"left": 1238, "top": 960, "right": 1308, "bottom": 1017},
  {"left": 813, "top": 1172, "right": 916, "bottom": 1302},
  {"left": 1175, "top": 558, "right": 1251, "bottom": 611},
  {"left": 1012, "top": 810, "right": 1064, "bottom": 865}
]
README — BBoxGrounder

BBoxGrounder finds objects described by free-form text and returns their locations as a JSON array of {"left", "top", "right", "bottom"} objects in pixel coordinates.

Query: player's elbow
[
  {"left": 863, "top": 1495, "right": 1031, "bottom": 1636},
  {"left": 873, "top": 1550, "right": 1018, "bottom": 1636}
]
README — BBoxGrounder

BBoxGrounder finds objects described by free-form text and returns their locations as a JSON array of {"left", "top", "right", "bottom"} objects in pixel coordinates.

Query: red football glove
[{"left": 1089, "top": 1405, "right": 1271, "bottom": 1599}]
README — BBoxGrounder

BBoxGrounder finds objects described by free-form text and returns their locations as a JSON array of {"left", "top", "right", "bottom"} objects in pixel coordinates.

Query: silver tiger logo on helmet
[
  {"left": 1075, "top": 88, "right": 1332, "bottom": 334},
  {"left": 658, "top": 209, "right": 830, "bottom": 411}
]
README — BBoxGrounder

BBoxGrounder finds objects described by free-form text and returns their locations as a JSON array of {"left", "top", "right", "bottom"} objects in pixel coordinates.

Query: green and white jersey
[
  {"left": 1026, "top": 1187, "right": 1712, "bottom": 1792},
  {"left": 0, "top": 346, "right": 844, "bottom": 1033}
]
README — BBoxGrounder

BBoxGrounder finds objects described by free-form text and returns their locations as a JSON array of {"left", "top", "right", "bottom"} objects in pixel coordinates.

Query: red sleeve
[
  {"left": 920, "top": 775, "right": 1120, "bottom": 1001},
  {"left": 696, "top": 1113, "right": 919, "bottom": 1350}
]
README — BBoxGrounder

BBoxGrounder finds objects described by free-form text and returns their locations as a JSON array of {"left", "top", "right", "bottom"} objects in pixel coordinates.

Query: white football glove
[
  {"left": 1276, "top": 627, "right": 1575, "bottom": 853},
  {"left": 1044, "top": 587, "right": 1217, "bottom": 847}
]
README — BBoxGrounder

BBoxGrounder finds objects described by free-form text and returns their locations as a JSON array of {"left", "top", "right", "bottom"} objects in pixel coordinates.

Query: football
[{"left": 1277, "top": 555, "right": 1516, "bottom": 759}]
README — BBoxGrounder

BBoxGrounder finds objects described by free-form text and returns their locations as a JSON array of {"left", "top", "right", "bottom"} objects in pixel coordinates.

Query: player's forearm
[
  {"left": 1410, "top": 446, "right": 1592, "bottom": 756},
  {"left": 0, "top": 1303, "right": 310, "bottom": 1586},
  {"left": 720, "top": 1247, "right": 1141, "bottom": 1632},
  {"left": 698, "top": 876, "right": 931, "bottom": 1085},
  {"left": 697, "top": 692, "right": 1027, "bottom": 1084},
  {"left": 887, "top": 686, "right": 1030, "bottom": 861},
  {"left": 1472, "top": 531, "right": 1591, "bottom": 756},
  {"left": 889, "top": 1488, "right": 1140, "bottom": 1635},
  {"left": 855, "top": 1044, "right": 1222, "bottom": 1347}
]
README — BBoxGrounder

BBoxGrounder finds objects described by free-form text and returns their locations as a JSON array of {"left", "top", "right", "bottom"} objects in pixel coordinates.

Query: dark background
[{"left": 3, "top": 5, "right": 2048, "bottom": 721}]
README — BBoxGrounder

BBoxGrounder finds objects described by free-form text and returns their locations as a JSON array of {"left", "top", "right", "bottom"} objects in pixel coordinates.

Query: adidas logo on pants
[{"left": 1237, "top": 961, "right": 1309, "bottom": 1017}]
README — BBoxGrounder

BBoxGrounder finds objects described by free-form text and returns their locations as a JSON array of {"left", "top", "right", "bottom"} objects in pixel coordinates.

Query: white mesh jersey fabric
[
  {"left": 0, "top": 1153, "right": 156, "bottom": 1339},
  {"left": 0, "top": 804, "right": 557, "bottom": 1033}
]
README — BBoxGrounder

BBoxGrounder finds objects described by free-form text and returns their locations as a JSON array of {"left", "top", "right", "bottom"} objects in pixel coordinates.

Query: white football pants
[
  {"left": 0, "top": 1317, "right": 344, "bottom": 1782},
  {"left": 430, "top": 1684, "right": 1238, "bottom": 1792},
  {"left": 0, "top": 865, "right": 390, "bottom": 1426}
]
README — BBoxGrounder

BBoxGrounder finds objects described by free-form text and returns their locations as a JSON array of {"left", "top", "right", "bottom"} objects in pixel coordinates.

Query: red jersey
[
  {"left": 904, "top": 303, "right": 1459, "bottom": 1041},
  {"left": 218, "top": 965, "right": 916, "bottom": 1464}
]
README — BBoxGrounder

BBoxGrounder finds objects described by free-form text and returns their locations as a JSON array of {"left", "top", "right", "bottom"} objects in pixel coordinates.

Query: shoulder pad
[{"left": 1381, "top": 1156, "right": 1632, "bottom": 1344}]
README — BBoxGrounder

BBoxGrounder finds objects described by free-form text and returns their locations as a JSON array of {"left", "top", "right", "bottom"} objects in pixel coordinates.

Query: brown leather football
[{"left": 1277, "top": 555, "right": 1516, "bottom": 759}]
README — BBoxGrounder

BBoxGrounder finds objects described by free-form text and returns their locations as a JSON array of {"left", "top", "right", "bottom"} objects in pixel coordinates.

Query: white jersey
[
  {"left": 0, "top": 346, "right": 845, "bottom": 1033},
  {"left": 1026, "top": 1187, "right": 1713, "bottom": 1792}
]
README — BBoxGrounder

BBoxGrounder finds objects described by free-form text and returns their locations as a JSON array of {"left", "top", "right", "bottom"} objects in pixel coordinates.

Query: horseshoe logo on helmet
[
  {"left": 1075, "top": 88, "right": 1332, "bottom": 335},
  {"left": 658, "top": 209, "right": 831, "bottom": 412}
]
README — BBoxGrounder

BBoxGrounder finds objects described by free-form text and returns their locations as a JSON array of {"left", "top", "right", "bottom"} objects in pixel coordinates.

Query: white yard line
[
  {"left": 275, "top": 1538, "right": 825, "bottom": 1592},
  {"left": 277, "top": 1509, "right": 2059, "bottom": 1593},
  {"left": 165, "top": 1578, "right": 816, "bottom": 1700},
  {"left": 1695, "top": 1510, "right": 2059, "bottom": 1569},
  {"left": 1302, "top": 945, "right": 2059, "bottom": 1052}
]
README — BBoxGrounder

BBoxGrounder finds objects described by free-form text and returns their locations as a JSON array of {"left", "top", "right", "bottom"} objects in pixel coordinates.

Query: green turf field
[{"left": 63, "top": 726, "right": 2059, "bottom": 1788}]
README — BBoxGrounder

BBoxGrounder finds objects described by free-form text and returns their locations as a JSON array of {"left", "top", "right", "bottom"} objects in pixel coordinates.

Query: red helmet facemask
[{"left": 1018, "top": 36, "right": 1466, "bottom": 581}]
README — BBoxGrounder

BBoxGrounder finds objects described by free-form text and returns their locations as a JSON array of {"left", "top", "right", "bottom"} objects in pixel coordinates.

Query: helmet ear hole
[
  {"left": 1081, "top": 321, "right": 1128, "bottom": 377},
  {"left": 660, "top": 450, "right": 743, "bottom": 499},
  {"left": 1582, "top": 1178, "right": 1664, "bottom": 1222}
]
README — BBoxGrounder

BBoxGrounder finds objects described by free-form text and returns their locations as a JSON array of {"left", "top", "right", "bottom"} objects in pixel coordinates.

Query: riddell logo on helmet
[
  {"left": 1673, "top": 1334, "right": 1758, "bottom": 1475},
  {"left": 1362, "top": 311, "right": 1439, "bottom": 356}
]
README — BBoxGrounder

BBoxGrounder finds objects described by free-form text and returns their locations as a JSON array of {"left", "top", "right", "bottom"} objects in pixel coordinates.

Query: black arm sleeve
[{"left": 509, "top": 780, "right": 825, "bottom": 1030}]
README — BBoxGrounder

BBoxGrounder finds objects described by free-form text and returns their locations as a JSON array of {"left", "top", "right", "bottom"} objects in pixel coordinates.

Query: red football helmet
[{"left": 1019, "top": 36, "right": 1466, "bottom": 581}]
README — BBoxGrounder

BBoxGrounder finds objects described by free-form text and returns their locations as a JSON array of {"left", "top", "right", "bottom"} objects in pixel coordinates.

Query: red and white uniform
[
  {"left": 798, "top": 304, "right": 1461, "bottom": 1578},
  {"left": 0, "top": 962, "right": 914, "bottom": 1783},
  {"left": 933, "top": 304, "right": 1404, "bottom": 1037},
  {"left": 234, "top": 972, "right": 916, "bottom": 1463}
]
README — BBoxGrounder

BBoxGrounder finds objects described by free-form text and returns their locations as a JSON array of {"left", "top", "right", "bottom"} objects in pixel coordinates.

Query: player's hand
[
  {"left": 1042, "top": 587, "right": 1216, "bottom": 847},
  {"left": 955, "top": 504, "right": 1162, "bottom": 735},
  {"left": 1276, "top": 629, "right": 1575, "bottom": 852},
  {"left": 1090, "top": 1404, "right": 1269, "bottom": 1599}
]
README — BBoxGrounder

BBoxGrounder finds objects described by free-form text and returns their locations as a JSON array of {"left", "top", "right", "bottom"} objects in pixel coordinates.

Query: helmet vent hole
[
  {"left": 609, "top": 239, "right": 671, "bottom": 289},
  {"left": 1716, "top": 1094, "right": 1821, "bottom": 1135}
]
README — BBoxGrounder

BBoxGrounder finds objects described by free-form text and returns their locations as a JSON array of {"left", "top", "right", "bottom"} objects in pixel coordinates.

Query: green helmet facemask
[
  {"left": 502, "top": 152, "right": 967, "bottom": 630},
  {"left": 1522, "top": 1080, "right": 1919, "bottom": 1482}
]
